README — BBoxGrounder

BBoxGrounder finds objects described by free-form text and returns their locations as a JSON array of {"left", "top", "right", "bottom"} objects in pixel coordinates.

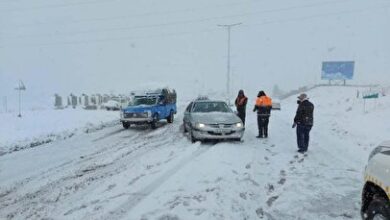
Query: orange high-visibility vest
[{"left": 255, "top": 96, "right": 272, "bottom": 107}]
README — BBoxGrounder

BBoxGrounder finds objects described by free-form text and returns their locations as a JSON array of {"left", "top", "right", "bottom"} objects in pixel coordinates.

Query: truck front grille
[
  {"left": 208, "top": 124, "right": 234, "bottom": 129},
  {"left": 124, "top": 113, "right": 148, "bottom": 118}
]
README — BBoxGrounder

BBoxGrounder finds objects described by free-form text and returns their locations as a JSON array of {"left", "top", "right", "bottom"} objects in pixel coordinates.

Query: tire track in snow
[
  {"left": 102, "top": 144, "right": 213, "bottom": 220},
  {"left": 0, "top": 126, "right": 135, "bottom": 194},
  {"left": 92, "top": 128, "right": 127, "bottom": 142},
  {"left": 0, "top": 122, "right": 184, "bottom": 219}
]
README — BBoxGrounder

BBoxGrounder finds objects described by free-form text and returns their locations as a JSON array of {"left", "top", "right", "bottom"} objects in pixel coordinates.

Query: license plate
[{"left": 216, "top": 129, "right": 228, "bottom": 135}]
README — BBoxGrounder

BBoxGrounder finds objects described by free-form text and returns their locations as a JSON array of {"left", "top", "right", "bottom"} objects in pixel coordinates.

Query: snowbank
[
  {"left": 291, "top": 86, "right": 390, "bottom": 152},
  {"left": 0, "top": 108, "right": 119, "bottom": 155}
]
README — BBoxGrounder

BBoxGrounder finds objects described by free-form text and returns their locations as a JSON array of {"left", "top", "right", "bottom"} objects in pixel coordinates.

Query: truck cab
[{"left": 120, "top": 88, "right": 177, "bottom": 129}]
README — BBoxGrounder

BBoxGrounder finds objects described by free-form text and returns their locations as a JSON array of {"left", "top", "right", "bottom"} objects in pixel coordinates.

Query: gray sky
[{"left": 0, "top": 0, "right": 389, "bottom": 107}]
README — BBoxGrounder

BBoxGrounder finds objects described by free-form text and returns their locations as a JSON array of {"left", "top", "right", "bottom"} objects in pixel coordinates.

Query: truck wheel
[
  {"left": 122, "top": 122, "right": 130, "bottom": 129},
  {"left": 150, "top": 114, "right": 158, "bottom": 129},
  {"left": 366, "top": 197, "right": 390, "bottom": 220},
  {"left": 167, "top": 111, "right": 174, "bottom": 123}
]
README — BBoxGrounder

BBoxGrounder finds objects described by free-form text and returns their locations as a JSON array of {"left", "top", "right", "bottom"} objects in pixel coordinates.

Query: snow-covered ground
[
  {"left": 0, "top": 108, "right": 119, "bottom": 155},
  {"left": 0, "top": 86, "right": 389, "bottom": 220}
]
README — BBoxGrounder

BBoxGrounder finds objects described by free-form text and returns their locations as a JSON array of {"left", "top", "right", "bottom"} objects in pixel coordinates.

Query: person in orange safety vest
[{"left": 253, "top": 91, "right": 272, "bottom": 138}]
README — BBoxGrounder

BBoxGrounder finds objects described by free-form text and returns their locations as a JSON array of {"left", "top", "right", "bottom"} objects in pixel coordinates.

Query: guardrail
[{"left": 277, "top": 84, "right": 380, "bottom": 100}]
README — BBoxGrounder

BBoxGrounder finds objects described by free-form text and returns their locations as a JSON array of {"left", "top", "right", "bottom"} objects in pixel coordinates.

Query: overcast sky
[{"left": 0, "top": 0, "right": 389, "bottom": 108}]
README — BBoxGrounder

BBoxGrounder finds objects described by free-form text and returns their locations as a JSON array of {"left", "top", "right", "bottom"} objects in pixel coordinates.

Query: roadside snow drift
[{"left": 0, "top": 108, "right": 119, "bottom": 155}]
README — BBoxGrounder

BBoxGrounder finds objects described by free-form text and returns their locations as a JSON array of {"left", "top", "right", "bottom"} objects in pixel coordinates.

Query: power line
[
  {"left": 0, "top": 28, "right": 220, "bottom": 48},
  {"left": 0, "top": 0, "right": 117, "bottom": 13},
  {"left": 1, "top": 0, "right": 362, "bottom": 34},
  {"left": 243, "top": 4, "right": 390, "bottom": 28},
  {"left": 0, "top": 1, "right": 254, "bottom": 29},
  {"left": 0, "top": 4, "right": 387, "bottom": 48},
  {"left": 0, "top": 16, "right": 241, "bottom": 40},
  {"left": 1, "top": 0, "right": 376, "bottom": 39}
]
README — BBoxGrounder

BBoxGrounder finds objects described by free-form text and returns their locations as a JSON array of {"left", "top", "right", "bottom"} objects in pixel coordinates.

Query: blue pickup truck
[{"left": 120, "top": 88, "right": 177, "bottom": 129}]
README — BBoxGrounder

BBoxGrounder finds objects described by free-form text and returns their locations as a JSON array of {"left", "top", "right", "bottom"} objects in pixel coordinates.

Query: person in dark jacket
[
  {"left": 235, "top": 90, "right": 248, "bottom": 125},
  {"left": 292, "top": 93, "right": 314, "bottom": 153},
  {"left": 253, "top": 91, "right": 272, "bottom": 138}
]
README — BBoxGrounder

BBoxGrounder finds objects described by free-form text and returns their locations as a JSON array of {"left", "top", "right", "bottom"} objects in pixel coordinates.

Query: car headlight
[
  {"left": 236, "top": 122, "right": 243, "bottom": 128},
  {"left": 368, "top": 146, "right": 383, "bottom": 161},
  {"left": 196, "top": 123, "right": 206, "bottom": 129},
  {"left": 145, "top": 110, "right": 152, "bottom": 117}
]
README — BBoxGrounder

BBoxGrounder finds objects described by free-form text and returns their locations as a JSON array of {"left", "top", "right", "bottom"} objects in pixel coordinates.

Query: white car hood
[{"left": 191, "top": 112, "right": 241, "bottom": 124}]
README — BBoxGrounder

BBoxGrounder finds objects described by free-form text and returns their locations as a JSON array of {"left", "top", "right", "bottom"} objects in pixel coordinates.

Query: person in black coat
[
  {"left": 235, "top": 90, "right": 248, "bottom": 125},
  {"left": 292, "top": 93, "right": 314, "bottom": 153}
]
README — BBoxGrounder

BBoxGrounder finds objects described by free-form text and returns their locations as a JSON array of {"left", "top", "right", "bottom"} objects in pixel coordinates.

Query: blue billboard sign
[{"left": 321, "top": 61, "right": 354, "bottom": 80}]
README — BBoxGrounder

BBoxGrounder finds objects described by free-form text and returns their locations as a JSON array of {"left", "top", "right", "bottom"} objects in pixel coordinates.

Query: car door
[
  {"left": 157, "top": 96, "right": 168, "bottom": 119},
  {"left": 183, "top": 102, "right": 193, "bottom": 129},
  {"left": 376, "top": 149, "right": 390, "bottom": 186}
]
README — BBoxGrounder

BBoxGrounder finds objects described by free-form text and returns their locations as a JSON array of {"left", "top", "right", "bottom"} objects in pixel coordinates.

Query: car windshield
[
  {"left": 129, "top": 97, "right": 157, "bottom": 106},
  {"left": 192, "top": 102, "right": 231, "bottom": 113}
]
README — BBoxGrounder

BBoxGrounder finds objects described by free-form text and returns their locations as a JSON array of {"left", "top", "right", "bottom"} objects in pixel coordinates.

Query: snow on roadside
[
  {"left": 0, "top": 108, "right": 120, "bottom": 155},
  {"left": 288, "top": 86, "right": 390, "bottom": 160}
]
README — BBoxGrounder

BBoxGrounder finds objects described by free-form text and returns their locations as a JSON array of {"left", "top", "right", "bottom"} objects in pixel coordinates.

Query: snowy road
[{"left": 1, "top": 87, "right": 387, "bottom": 220}]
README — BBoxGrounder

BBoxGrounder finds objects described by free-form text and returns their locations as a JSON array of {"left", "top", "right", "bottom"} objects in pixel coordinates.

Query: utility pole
[
  {"left": 218, "top": 22, "right": 242, "bottom": 105},
  {"left": 15, "top": 80, "right": 26, "bottom": 117}
]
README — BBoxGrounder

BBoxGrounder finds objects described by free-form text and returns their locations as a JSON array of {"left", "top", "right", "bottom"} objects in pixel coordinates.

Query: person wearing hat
[
  {"left": 253, "top": 91, "right": 272, "bottom": 138},
  {"left": 292, "top": 93, "right": 314, "bottom": 153},
  {"left": 235, "top": 90, "right": 248, "bottom": 125}
]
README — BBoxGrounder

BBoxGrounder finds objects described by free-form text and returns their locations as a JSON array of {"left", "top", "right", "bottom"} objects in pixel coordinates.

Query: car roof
[
  {"left": 134, "top": 95, "right": 159, "bottom": 98},
  {"left": 379, "top": 140, "right": 390, "bottom": 148},
  {"left": 193, "top": 100, "right": 226, "bottom": 103}
]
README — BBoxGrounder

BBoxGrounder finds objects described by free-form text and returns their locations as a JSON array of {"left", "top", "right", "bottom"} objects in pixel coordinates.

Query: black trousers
[
  {"left": 257, "top": 115, "right": 269, "bottom": 137},
  {"left": 296, "top": 124, "right": 312, "bottom": 151},
  {"left": 237, "top": 111, "right": 246, "bottom": 125}
]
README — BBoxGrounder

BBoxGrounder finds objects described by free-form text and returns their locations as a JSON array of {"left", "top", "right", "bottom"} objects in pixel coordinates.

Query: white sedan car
[
  {"left": 183, "top": 99, "right": 244, "bottom": 142},
  {"left": 102, "top": 100, "right": 121, "bottom": 111}
]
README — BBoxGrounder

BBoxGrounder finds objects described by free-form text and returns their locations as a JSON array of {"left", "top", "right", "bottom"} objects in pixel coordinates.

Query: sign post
[
  {"left": 15, "top": 80, "right": 26, "bottom": 118},
  {"left": 363, "top": 92, "right": 379, "bottom": 113},
  {"left": 321, "top": 61, "right": 355, "bottom": 85}
]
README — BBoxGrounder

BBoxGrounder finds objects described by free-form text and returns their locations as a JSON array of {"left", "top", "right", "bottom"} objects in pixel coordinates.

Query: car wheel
[
  {"left": 122, "top": 122, "right": 130, "bottom": 129},
  {"left": 190, "top": 129, "right": 197, "bottom": 143},
  {"left": 366, "top": 197, "right": 390, "bottom": 220},
  {"left": 167, "top": 111, "right": 174, "bottom": 123},
  {"left": 183, "top": 122, "right": 188, "bottom": 133},
  {"left": 150, "top": 114, "right": 158, "bottom": 129}
]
